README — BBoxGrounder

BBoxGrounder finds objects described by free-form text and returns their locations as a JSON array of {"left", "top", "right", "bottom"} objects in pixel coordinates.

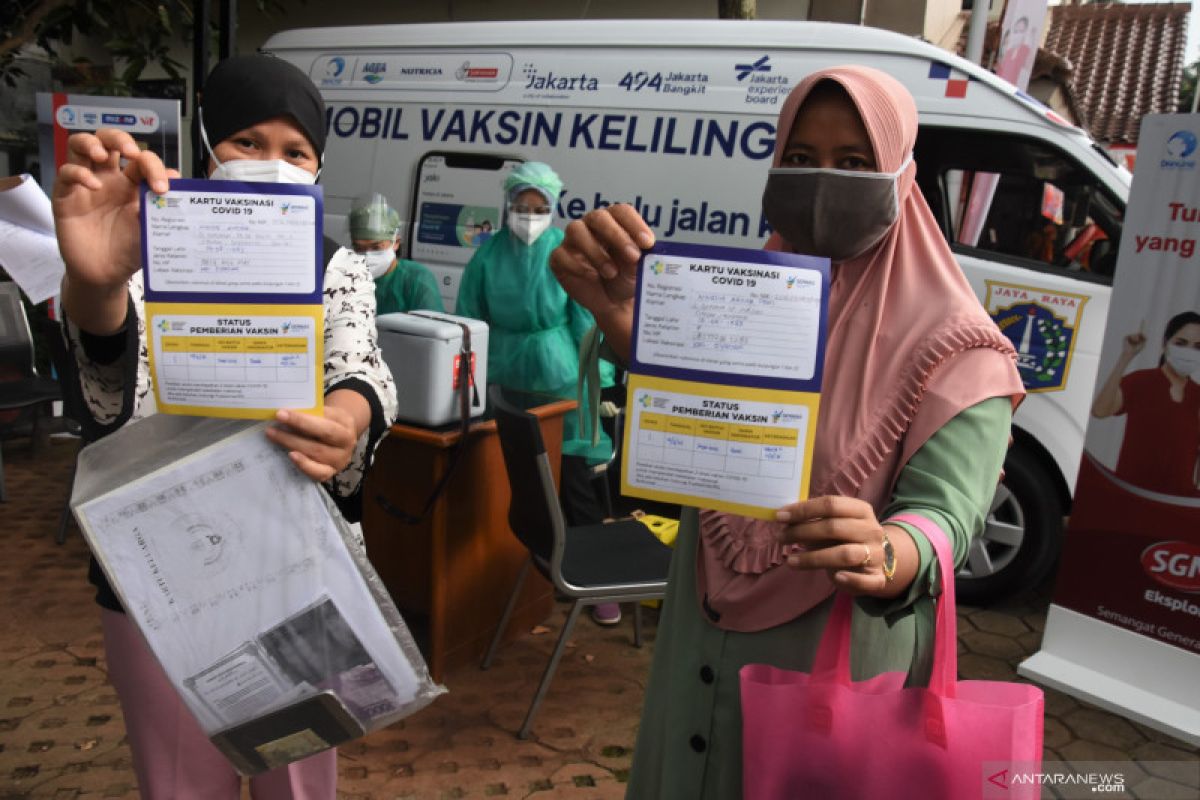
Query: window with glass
[{"left": 913, "top": 127, "right": 1124, "bottom": 283}]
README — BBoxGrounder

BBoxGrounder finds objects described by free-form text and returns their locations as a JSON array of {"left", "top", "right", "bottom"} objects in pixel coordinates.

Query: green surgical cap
[
  {"left": 349, "top": 192, "right": 400, "bottom": 240},
  {"left": 503, "top": 161, "right": 562, "bottom": 204}
]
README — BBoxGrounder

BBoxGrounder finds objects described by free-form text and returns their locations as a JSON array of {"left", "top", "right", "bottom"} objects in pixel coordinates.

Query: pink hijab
[{"left": 695, "top": 65, "right": 1024, "bottom": 631}]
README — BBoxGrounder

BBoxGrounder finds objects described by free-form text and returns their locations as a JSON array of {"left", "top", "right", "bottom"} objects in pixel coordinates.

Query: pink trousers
[{"left": 102, "top": 609, "right": 338, "bottom": 799}]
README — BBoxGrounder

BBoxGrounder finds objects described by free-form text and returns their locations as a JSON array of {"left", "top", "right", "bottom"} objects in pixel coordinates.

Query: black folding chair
[
  {"left": 481, "top": 384, "right": 672, "bottom": 739},
  {"left": 0, "top": 283, "right": 62, "bottom": 507}
]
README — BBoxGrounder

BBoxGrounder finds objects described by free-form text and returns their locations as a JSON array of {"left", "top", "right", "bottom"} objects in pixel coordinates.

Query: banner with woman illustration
[{"left": 1020, "top": 115, "right": 1200, "bottom": 746}]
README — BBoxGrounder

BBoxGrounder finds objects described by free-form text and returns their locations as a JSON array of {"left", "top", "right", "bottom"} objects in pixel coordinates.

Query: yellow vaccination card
[
  {"left": 622, "top": 375, "right": 821, "bottom": 520},
  {"left": 139, "top": 179, "right": 326, "bottom": 420},
  {"left": 145, "top": 303, "right": 324, "bottom": 419},
  {"left": 621, "top": 242, "right": 830, "bottom": 520}
]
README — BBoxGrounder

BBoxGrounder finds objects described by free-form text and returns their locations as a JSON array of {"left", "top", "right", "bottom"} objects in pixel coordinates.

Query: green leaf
[{"left": 122, "top": 57, "right": 146, "bottom": 85}]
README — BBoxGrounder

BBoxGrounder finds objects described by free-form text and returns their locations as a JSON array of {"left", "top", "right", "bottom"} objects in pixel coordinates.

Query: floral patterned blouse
[{"left": 62, "top": 246, "right": 399, "bottom": 512}]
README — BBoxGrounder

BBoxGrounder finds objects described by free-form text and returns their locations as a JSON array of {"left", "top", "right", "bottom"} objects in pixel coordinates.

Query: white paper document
[
  {"left": 142, "top": 186, "right": 319, "bottom": 295},
  {"left": 635, "top": 253, "right": 824, "bottom": 381},
  {"left": 0, "top": 175, "right": 65, "bottom": 304},
  {"left": 76, "top": 425, "right": 420, "bottom": 733}
]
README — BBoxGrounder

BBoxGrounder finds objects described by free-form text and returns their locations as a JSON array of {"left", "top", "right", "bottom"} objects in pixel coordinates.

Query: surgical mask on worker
[
  {"left": 508, "top": 212, "right": 552, "bottom": 245},
  {"left": 1166, "top": 344, "right": 1200, "bottom": 379},
  {"left": 761, "top": 156, "right": 910, "bottom": 262},
  {"left": 362, "top": 245, "right": 396, "bottom": 279}
]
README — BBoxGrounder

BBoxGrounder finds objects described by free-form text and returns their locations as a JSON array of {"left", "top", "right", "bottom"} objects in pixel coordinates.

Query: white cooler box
[{"left": 377, "top": 311, "right": 489, "bottom": 427}]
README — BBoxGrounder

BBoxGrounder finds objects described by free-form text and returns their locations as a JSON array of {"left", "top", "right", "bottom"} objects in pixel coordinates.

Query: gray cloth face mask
[{"left": 761, "top": 156, "right": 911, "bottom": 261}]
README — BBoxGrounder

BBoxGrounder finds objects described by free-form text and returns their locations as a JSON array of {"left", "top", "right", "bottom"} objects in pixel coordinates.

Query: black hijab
[{"left": 200, "top": 54, "right": 326, "bottom": 155}]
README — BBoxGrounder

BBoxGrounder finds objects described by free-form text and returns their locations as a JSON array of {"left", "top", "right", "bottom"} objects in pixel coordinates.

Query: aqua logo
[{"left": 363, "top": 61, "right": 386, "bottom": 84}]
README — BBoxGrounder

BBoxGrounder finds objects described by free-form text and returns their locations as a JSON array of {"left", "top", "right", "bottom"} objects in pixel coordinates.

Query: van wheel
[{"left": 955, "top": 446, "right": 1063, "bottom": 605}]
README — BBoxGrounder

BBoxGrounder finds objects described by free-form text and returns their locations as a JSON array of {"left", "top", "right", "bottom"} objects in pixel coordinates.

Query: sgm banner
[{"left": 1020, "top": 115, "right": 1200, "bottom": 746}]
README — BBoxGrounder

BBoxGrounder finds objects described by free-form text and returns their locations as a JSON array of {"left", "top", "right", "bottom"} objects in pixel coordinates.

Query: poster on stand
[
  {"left": 1019, "top": 115, "right": 1200, "bottom": 747},
  {"left": 36, "top": 92, "right": 182, "bottom": 194}
]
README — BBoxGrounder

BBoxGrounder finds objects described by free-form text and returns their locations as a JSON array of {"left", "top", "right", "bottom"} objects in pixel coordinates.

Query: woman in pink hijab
[{"left": 551, "top": 65, "right": 1023, "bottom": 798}]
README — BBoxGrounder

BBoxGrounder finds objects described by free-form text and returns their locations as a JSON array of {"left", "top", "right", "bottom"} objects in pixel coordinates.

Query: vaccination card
[
  {"left": 139, "top": 178, "right": 325, "bottom": 419},
  {"left": 623, "top": 242, "right": 830, "bottom": 520}
]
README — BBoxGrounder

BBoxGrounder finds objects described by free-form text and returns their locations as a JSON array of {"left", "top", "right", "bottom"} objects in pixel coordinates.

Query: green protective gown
[
  {"left": 456, "top": 226, "right": 616, "bottom": 462},
  {"left": 374, "top": 258, "right": 445, "bottom": 315}
]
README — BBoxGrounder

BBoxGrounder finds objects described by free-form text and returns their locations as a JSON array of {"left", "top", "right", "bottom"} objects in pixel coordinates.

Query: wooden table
[{"left": 361, "top": 395, "right": 573, "bottom": 683}]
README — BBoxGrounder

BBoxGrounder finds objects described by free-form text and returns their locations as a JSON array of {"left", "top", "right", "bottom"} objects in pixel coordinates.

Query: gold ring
[{"left": 860, "top": 543, "right": 872, "bottom": 567}]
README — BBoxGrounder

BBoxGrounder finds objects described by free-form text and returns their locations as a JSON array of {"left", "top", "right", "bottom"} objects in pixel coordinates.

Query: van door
[{"left": 914, "top": 123, "right": 1123, "bottom": 601}]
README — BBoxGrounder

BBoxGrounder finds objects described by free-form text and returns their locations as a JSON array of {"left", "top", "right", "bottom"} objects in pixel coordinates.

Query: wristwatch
[{"left": 880, "top": 531, "right": 896, "bottom": 582}]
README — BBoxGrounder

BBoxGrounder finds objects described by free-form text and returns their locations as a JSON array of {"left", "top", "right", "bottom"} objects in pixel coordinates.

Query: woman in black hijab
[{"left": 52, "top": 54, "right": 397, "bottom": 799}]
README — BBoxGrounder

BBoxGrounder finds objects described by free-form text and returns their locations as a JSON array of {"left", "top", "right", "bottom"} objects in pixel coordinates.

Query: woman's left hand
[
  {"left": 775, "top": 496, "right": 910, "bottom": 598},
  {"left": 266, "top": 406, "right": 359, "bottom": 482}
]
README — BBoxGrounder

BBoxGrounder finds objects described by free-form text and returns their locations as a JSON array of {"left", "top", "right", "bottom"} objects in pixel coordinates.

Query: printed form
[
  {"left": 139, "top": 179, "right": 325, "bottom": 419},
  {"left": 75, "top": 424, "right": 420, "bottom": 733},
  {"left": 623, "top": 242, "right": 829, "bottom": 520}
]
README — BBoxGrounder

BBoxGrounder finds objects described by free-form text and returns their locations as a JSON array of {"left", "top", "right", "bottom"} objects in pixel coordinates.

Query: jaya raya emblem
[{"left": 984, "top": 281, "right": 1089, "bottom": 392}]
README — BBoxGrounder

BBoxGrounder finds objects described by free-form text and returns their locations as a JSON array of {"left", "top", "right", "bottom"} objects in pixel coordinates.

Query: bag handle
[
  {"left": 810, "top": 514, "right": 959, "bottom": 699},
  {"left": 890, "top": 514, "right": 958, "bottom": 699}
]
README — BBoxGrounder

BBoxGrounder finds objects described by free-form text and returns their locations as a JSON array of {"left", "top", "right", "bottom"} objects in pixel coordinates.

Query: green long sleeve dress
[{"left": 625, "top": 395, "right": 1013, "bottom": 799}]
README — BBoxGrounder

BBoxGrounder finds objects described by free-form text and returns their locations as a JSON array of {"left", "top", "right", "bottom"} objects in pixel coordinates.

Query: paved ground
[{"left": 0, "top": 437, "right": 1197, "bottom": 799}]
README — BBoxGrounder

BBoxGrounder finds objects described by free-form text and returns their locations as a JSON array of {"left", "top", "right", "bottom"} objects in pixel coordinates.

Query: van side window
[{"left": 914, "top": 128, "right": 1123, "bottom": 284}]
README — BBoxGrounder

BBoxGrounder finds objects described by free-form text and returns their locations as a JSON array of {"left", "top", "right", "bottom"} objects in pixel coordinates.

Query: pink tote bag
[{"left": 740, "top": 514, "right": 1044, "bottom": 800}]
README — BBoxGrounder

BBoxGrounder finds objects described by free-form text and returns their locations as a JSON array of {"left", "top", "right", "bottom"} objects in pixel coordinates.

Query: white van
[{"left": 263, "top": 19, "right": 1130, "bottom": 602}]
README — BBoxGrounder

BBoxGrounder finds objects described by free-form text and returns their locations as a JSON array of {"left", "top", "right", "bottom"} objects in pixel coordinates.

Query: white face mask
[
  {"left": 199, "top": 107, "right": 321, "bottom": 185},
  {"left": 1165, "top": 344, "right": 1200, "bottom": 379},
  {"left": 208, "top": 158, "right": 317, "bottom": 185},
  {"left": 507, "top": 212, "right": 552, "bottom": 245},
  {"left": 362, "top": 246, "right": 396, "bottom": 279}
]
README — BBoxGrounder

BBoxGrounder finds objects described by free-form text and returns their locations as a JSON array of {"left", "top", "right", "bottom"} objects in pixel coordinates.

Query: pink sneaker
[{"left": 591, "top": 603, "right": 622, "bottom": 626}]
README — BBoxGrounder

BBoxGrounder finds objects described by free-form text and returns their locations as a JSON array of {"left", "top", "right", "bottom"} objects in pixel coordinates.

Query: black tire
[{"left": 955, "top": 444, "right": 1064, "bottom": 605}]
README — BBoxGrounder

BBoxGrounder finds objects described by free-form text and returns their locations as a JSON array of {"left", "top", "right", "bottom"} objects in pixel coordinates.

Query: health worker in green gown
[
  {"left": 350, "top": 193, "right": 444, "bottom": 314},
  {"left": 456, "top": 162, "right": 617, "bottom": 524}
]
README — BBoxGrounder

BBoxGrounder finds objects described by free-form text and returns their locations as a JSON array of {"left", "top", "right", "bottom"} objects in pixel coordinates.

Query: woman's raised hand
[
  {"left": 550, "top": 203, "right": 655, "bottom": 319},
  {"left": 52, "top": 129, "right": 175, "bottom": 290},
  {"left": 1122, "top": 328, "right": 1147, "bottom": 359}
]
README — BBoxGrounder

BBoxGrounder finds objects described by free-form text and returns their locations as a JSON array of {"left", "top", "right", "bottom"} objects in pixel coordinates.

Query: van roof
[
  {"left": 268, "top": 20, "right": 1077, "bottom": 120},
  {"left": 267, "top": 19, "right": 983, "bottom": 80},
  {"left": 264, "top": 19, "right": 1111, "bottom": 151}
]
